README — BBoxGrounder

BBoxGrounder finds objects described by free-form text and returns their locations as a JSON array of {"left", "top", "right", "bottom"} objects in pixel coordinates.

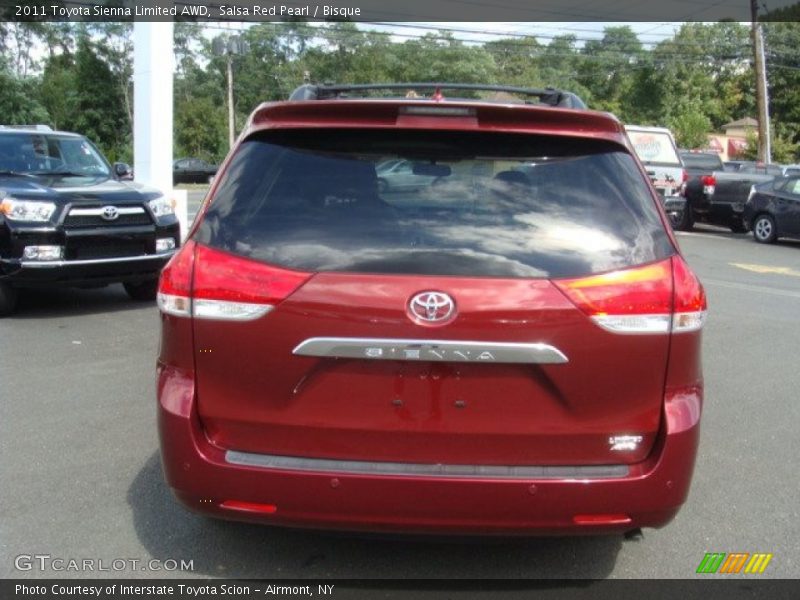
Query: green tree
[
  {"left": 0, "top": 67, "right": 50, "bottom": 124},
  {"left": 484, "top": 37, "right": 542, "bottom": 87},
  {"left": 71, "top": 35, "right": 129, "bottom": 161},
  {"left": 578, "top": 26, "right": 643, "bottom": 114},
  {"left": 668, "top": 107, "right": 712, "bottom": 149},
  {"left": 174, "top": 96, "right": 227, "bottom": 162},
  {"left": 39, "top": 54, "right": 76, "bottom": 130},
  {"left": 742, "top": 127, "right": 799, "bottom": 163},
  {"left": 762, "top": 22, "right": 800, "bottom": 145},
  {"left": 536, "top": 35, "right": 590, "bottom": 101}
]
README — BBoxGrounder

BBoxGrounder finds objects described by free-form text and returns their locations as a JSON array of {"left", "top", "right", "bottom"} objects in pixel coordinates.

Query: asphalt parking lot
[{"left": 2, "top": 199, "right": 799, "bottom": 578}]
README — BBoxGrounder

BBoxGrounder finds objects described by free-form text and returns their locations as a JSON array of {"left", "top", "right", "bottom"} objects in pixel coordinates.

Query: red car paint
[{"left": 157, "top": 91, "right": 705, "bottom": 534}]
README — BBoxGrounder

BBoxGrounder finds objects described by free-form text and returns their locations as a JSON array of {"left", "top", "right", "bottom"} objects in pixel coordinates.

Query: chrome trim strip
[
  {"left": 69, "top": 206, "right": 145, "bottom": 216},
  {"left": 226, "top": 451, "right": 629, "bottom": 479},
  {"left": 18, "top": 252, "right": 175, "bottom": 268},
  {"left": 293, "top": 337, "right": 568, "bottom": 364}
]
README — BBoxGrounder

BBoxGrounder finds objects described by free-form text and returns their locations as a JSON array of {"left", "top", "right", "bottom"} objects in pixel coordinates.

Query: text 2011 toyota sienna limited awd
[{"left": 157, "top": 84, "right": 706, "bottom": 535}]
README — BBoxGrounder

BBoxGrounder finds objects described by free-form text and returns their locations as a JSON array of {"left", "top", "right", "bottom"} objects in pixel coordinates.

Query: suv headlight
[
  {"left": 0, "top": 198, "right": 57, "bottom": 222},
  {"left": 148, "top": 196, "right": 175, "bottom": 218}
]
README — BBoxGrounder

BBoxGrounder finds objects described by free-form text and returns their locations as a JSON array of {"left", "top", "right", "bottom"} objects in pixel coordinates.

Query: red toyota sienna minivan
[{"left": 157, "top": 84, "right": 706, "bottom": 535}]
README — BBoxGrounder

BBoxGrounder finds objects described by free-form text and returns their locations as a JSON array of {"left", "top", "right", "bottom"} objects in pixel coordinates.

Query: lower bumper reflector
[
  {"left": 220, "top": 500, "right": 278, "bottom": 514},
  {"left": 572, "top": 514, "right": 632, "bottom": 526}
]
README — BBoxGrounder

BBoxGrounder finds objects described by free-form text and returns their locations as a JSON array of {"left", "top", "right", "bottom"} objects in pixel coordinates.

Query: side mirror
[{"left": 114, "top": 162, "right": 133, "bottom": 180}]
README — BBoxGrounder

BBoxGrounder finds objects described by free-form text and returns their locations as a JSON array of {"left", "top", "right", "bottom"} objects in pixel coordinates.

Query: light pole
[{"left": 212, "top": 35, "right": 249, "bottom": 150}]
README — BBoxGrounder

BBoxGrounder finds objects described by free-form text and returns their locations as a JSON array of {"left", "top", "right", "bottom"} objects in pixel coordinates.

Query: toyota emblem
[
  {"left": 408, "top": 291, "right": 456, "bottom": 324},
  {"left": 101, "top": 206, "right": 119, "bottom": 221}
]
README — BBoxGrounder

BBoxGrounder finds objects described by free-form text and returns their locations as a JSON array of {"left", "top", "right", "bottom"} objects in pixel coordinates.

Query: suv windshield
[
  {"left": 0, "top": 132, "right": 111, "bottom": 178},
  {"left": 197, "top": 130, "right": 674, "bottom": 279}
]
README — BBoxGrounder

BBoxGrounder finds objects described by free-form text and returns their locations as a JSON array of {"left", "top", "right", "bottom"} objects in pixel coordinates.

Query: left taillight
[
  {"left": 701, "top": 174, "right": 716, "bottom": 196},
  {"left": 553, "top": 256, "right": 706, "bottom": 334},
  {"left": 157, "top": 242, "right": 311, "bottom": 322},
  {"left": 157, "top": 240, "right": 196, "bottom": 317}
]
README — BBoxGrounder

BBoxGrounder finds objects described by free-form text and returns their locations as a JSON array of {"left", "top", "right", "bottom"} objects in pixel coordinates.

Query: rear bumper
[{"left": 157, "top": 363, "right": 702, "bottom": 535}]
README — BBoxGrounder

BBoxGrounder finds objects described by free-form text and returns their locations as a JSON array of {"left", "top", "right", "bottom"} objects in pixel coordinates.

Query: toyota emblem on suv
[
  {"left": 101, "top": 206, "right": 119, "bottom": 221},
  {"left": 408, "top": 291, "right": 456, "bottom": 324}
]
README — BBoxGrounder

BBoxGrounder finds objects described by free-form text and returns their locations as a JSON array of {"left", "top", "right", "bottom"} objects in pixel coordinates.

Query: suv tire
[
  {"left": 124, "top": 279, "right": 159, "bottom": 301},
  {"left": 0, "top": 281, "right": 19, "bottom": 316}
]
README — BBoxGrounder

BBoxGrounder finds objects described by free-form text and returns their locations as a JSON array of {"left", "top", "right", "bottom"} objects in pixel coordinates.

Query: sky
[
  {"left": 203, "top": 20, "right": 685, "bottom": 50},
  {"left": 362, "top": 22, "right": 682, "bottom": 48}
]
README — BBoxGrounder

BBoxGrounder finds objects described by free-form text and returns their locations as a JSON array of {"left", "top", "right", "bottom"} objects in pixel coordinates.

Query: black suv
[{"left": 0, "top": 127, "right": 180, "bottom": 315}]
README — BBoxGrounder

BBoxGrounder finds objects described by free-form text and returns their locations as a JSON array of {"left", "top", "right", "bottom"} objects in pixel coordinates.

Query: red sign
[
  {"left": 706, "top": 137, "right": 724, "bottom": 153},
  {"left": 728, "top": 138, "right": 748, "bottom": 157}
]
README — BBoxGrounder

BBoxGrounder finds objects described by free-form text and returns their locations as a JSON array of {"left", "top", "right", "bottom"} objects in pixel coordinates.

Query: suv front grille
[
  {"left": 70, "top": 241, "right": 148, "bottom": 260},
  {"left": 64, "top": 206, "right": 152, "bottom": 228}
]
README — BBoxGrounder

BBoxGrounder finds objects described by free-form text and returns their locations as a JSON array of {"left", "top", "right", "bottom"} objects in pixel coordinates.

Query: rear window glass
[
  {"left": 196, "top": 130, "right": 674, "bottom": 279},
  {"left": 626, "top": 130, "right": 681, "bottom": 166},
  {"left": 680, "top": 153, "right": 724, "bottom": 171}
]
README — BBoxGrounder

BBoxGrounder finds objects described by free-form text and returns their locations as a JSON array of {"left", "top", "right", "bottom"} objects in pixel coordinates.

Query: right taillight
[
  {"left": 156, "top": 242, "right": 311, "bottom": 321},
  {"left": 554, "top": 256, "right": 706, "bottom": 334},
  {"left": 671, "top": 255, "right": 707, "bottom": 333}
]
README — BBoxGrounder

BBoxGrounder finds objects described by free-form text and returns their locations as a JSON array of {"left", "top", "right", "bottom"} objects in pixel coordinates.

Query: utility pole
[
  {"left": 212, "top": 34, "right": 249, "bottom": 150},
  {"left": 226, "top": 55, "right": 234, "bottom": 149},
  {"left": 751, "top": 0, "right": 772, "bottom": 163}
]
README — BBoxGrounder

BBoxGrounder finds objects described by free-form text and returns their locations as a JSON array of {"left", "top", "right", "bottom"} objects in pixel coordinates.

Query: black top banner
[{"left": 2, "top": 0, "right": 800, "bottom": 22}]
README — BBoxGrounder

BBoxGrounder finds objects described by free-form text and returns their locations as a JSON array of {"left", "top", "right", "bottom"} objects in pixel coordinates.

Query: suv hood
[{"left": 0, "top": 175, "right": 163, "bottom": 205}]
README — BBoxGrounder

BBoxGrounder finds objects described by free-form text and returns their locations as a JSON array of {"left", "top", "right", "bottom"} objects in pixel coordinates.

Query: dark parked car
[
  {"left": 0, "top": 127, "right": 180, "bottom": 315},
  {"left": 157, "top": 83, "right": 706, "bottom": 536},
  {"left": 678, "top": 152, "right": 782, "bottom": 233},
  {"left": 744, "top": 176, "right": 800, "bottom": 243},
  {"left": 173, "top": 157, "right": 217, "bottom": 185}
]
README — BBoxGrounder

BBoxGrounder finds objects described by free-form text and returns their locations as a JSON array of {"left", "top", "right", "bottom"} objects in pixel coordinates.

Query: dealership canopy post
[{"left": 133, "top": 21, "right": 186, "bottom": 237}]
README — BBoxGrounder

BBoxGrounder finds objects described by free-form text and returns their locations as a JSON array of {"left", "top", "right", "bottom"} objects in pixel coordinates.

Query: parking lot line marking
[
  {"left": 730, "top": 263, "right": 800, "bottom": 278},
  {"left": 704, "top": 278, "right": 800, "bottom": 299}
]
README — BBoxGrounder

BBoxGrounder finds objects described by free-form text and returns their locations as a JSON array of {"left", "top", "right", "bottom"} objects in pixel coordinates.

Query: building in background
[{"left": 706, "top": 117, "right": 757, "bottom": 161}]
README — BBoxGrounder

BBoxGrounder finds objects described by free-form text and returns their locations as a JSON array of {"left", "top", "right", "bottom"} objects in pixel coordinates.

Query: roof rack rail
[
  {"left": 0, "top": 124, "right": 54, "bottom": 132},
  {"left": 288, "top": 83, "right": 586, "bottom": 109}
]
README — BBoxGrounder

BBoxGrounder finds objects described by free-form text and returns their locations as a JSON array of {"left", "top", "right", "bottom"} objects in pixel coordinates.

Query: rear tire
[
  {"left": 673, "top": 205, "right": 694, "bottom": 231},
  {"left": 0, "top": 281, "right": 19, "bottom": 316},
  {"left": 123, "top": 279, "right": 158, "bottom": 301},
  {"left": 377, "top": 178, "right": 388, "bottom": 194},
  {"left": 752, "top": 213, "right": 777, "bottom": 244}
]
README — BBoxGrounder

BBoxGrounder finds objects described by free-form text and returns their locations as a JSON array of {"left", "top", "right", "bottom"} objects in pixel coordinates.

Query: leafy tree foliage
[{"left": 1, "top": 21, "right": 799, "bottom": 164}]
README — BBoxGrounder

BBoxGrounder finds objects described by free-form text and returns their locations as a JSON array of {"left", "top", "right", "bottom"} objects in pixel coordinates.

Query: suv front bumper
[
  {"left": 1, "top": 219, "right": 179, "bottom": 287},
  {"left": 1, "top": 252, "right": 175, "bottom": 286},
  {"left": 158, "top": 362, "right": 702, "bottom": 535}
]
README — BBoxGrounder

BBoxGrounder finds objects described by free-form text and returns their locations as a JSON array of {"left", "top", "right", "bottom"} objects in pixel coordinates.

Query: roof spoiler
[{"left": 289, "top": 83, "right": 587, "bottom": 109}]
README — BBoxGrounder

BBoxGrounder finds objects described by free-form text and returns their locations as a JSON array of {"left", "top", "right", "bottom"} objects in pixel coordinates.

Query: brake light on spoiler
[
  {"left": 157, "top": 242, "right": 311, "bottom": 321},
  {"left": 554, "top": 256, "right": 706, "bottom": 334}
]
